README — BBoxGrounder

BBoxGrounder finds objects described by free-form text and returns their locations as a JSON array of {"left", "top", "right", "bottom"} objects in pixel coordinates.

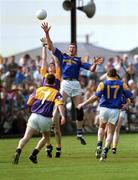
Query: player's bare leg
[
  {"left": 29, "top": 131, "right": 50, "bottom": 163},
  {"left": 100, "top": 123, "right": 115, "bottom": 161},
  {"left": 52, "top": 91, "right": 68, "bottom": 157},
  {"left": 12, "top": 126, "right": 36, "bottom": 164},
  {"left": 53, "top": 111, "right": 62, "bottom": 157},
  {"left": 96, "top": 122, "right": 106, "bottom": 158},
  {"left": 112, "top": 118, "right": 123, "bottom": 154}
]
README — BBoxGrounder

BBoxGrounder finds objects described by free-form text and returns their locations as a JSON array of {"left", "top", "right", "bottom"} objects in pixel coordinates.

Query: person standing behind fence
[{"left": 41, "top": 21, "right": 103, "bottom": 145}]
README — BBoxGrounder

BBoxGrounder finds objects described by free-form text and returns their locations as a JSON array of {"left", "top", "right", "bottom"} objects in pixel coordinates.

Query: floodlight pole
[
  {"left": 71, "top": 0, "right": 77, "bottom": 44},
  {"left": 70, "top": 0, "right": 77, "bottom": 122}
]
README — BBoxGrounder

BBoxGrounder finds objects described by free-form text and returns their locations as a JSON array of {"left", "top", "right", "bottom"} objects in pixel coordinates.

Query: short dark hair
[
  {"left": 49, "top": 62, "right": 55, "bottom": 66},
  {"left": 116, "top": 74, "right": 121, "bottom": 79},
  {"left": 46, "top": 74, "right": 55, "bottom": 85},
  {"left": 69, "top": 43, "right": 77, "bottom": 49},
  {"left": 107, "top": 68, "right": 117, "bottom": 77}
]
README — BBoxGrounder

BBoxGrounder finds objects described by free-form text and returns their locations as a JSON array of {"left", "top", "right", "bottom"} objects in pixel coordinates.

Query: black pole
[
  {"left": 71, "top": 0, "right": 76, "bottom": 44},
  {"left": 70, "top": 0, "right": 77, "bottom": 123}
]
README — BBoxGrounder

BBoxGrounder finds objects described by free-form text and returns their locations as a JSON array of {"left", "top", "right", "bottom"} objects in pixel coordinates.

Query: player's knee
[
  {"left": 54, "top": 127, "right": 60, "bottom": 133},
  {"left": 76, "top": 108, "right": 84, "bottom": 121},
  {"left": 54, "top": 125, "right": 61, "bottom": 133},
  {"left": 54, "top": 130, "right": 61, "bottom": 138},
  {"left": 100, "top": 123, "right": 106, "bottom": 129},
  {"left": 115, "top": 126, "right": 120, "bottom": 133}
]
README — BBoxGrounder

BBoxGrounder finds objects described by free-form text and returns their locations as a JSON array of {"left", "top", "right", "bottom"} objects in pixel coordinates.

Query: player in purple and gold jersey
[
  {"left": 12, "top": 74, "right": 65, "bottom": 164},
  {"left": 41, "top": 22, "right": 103, "bottom": 146},
  {"left": 40, "top": 38, "right": 62, "bottom": 157},
  {"left": 78, "top": 68, "right": 134, "bottom": 161}
]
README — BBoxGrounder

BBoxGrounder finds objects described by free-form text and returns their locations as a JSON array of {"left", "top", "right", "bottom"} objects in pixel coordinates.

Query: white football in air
[{"left": 36, "top": 9, "right": 47, "bottom": 20}]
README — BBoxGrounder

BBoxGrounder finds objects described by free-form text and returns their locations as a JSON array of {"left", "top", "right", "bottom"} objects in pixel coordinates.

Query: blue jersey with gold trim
[
  {"left": 54, "top": 48, "right": 91, "bottom": 79},
  {"left": 27, "top": 85, "right": 63, "bottom": 117},
  {"left": 95, "top": 79, "right": 133, "bottom": 109}
]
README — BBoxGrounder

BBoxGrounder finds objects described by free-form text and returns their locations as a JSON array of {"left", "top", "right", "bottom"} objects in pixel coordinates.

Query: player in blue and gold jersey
[
  {"left": 12, "top": 74, "right": 65, "bottom": 164},
  {"left": 96, "top": 74, "right": 132, "bottom": 156},
  {"left": 41, "top": 21, "right": 103, "bottom": 146},
  {"left": 77, "top": 68, "right": 134, "bottom": 161}
]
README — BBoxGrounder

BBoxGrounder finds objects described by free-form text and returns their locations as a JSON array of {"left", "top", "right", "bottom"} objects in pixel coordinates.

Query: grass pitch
[{"left": 0, "top": 134, "right": 138, "bottom": 180}]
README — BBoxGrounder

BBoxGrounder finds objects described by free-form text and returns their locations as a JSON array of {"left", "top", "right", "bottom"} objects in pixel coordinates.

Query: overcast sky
[{"left": 0, "top": 0, "right": 138, "bottom": 56}]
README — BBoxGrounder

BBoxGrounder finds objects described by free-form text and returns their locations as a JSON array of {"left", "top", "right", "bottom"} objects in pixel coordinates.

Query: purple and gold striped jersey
[
  {"left": 54, "top": 48, "right": 91, "bottom": 79},
  {"left": 27, "top": 85, "right": 63, "bottom": 117},
  {"left": 40, "top": 66, "right": 61, "bottom": 90},
  {"left": 95, "top": 77, "right": 133, "bottom": 109}
]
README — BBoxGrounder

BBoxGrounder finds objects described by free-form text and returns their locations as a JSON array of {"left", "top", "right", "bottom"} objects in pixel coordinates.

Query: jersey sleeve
[
  {"left": 80, "top": 60, "right": 91, "bottom": 70},
  {"left": 40, "top": 66, "right": 48, "bottom": 78},
  {"left": 95, "top": 82, "right": 104, "bottom": 98},
  {"left": 53, "top": 48, "right": 63, "bottom": 63},
  {"left": 122, "top": 82, "right": 133, "bottom": 98},
  {"left": 55, "top": 67, "right": 61, "bottom": 80},
  {"left": 27, "top": 91, "right": 36, "bottom": 106}
]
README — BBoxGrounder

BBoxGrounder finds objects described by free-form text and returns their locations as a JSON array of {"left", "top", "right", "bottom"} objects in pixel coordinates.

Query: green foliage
[{"left": 0, "top": 134, "right": 138, "bottom": 180}]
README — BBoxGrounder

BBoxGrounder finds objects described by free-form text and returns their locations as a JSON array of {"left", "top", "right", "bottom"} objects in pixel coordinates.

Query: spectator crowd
[{"left": 0, "top": 52, "right": 138, "bottom": 135}]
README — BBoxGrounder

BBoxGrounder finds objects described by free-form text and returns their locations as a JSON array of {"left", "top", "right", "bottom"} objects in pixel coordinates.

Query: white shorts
[
  {"left": 119, "top": 110, "right": 127, "bottom": 126},
  {"left": 99, "top": 107, "right": 120, "bottom": 125},
  {"left": 60, "top": 79, "right": 82, "bottom": 97},
  {"left": 27, "top": 113, "right": 52, "bottom": 133}
]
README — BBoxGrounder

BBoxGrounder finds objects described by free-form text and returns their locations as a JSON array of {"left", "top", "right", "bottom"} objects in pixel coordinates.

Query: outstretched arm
[
  {"left": 77, "top": 95, "right": 99, "bottom": 109},
  {"left": 52, "top": 55, "right": 60, "bottom": 69},
  {"left": 39, "top": 38, "right": 49, "bottom": 76},
  {"left": 89, "top": 57, "right": 104, "bottom": 72},
  {"left": 41, "top": 22, "right": 55, "bottom": 53},
  {"left": 40, "top": 38, "right": 48, "bottom": 69}
]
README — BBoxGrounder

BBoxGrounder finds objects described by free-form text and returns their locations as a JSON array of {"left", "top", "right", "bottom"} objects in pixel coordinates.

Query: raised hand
[
  {"left": 41, "top": 22, "right": 51, "bottom": 34},
  {"left": 93, "top": 57, "right": 104, "bottom": 65},
  {"left": 40, "top": 37, "right": 47, "bottom": 46}
]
